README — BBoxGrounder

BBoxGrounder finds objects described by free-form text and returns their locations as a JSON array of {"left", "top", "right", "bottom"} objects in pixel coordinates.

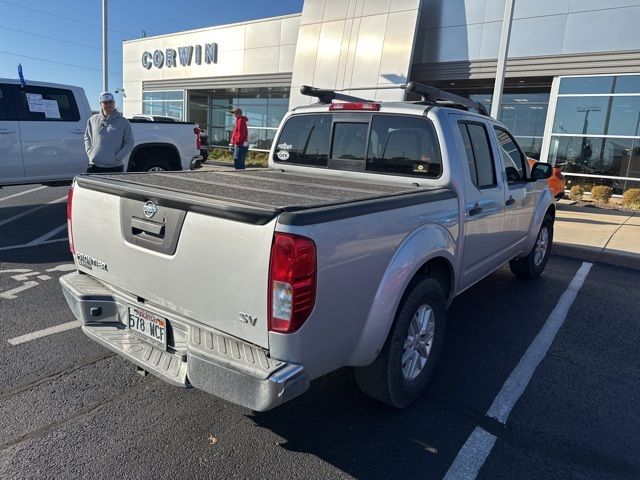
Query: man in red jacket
[{"left": 230, "top": 108, "right": 249, "bottom": 169}]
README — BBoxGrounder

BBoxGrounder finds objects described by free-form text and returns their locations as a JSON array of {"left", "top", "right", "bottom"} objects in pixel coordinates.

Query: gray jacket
[{"left": 84, "top": 109, "right": 134, "bottom": 167}]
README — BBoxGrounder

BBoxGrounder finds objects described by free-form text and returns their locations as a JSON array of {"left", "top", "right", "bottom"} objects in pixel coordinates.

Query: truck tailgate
[{"left": 70, "top": 170, "right": 417, "bottom": 348}]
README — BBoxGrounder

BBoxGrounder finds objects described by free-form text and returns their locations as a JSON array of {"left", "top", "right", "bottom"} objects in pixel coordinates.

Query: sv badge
[{"left": 239, "top": 313, "right": 258, "bottom": 326}]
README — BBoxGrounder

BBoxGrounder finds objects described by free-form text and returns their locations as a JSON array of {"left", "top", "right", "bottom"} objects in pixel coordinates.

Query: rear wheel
[
  {"left": 509, "top": 214, "right": 554, "bottom": 279},
  {"left": 145, "top": 162, "right": 170, "bottom": 172},
  {"left": 354, "top": 277, "right": 446, "bottom": 408}
]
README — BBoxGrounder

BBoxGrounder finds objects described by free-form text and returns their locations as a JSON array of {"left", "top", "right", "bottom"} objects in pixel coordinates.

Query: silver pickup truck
[{"left": 60, "top": 83, "right": 555, "bottom": 411}]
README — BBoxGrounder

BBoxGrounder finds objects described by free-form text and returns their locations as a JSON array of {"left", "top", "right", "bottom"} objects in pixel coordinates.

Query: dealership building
[{"left": 122, "top": 0, "right": 640, "bottom": 194}]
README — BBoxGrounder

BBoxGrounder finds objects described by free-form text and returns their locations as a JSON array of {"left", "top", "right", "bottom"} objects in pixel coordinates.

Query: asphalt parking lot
[{"left": 0, "top": 184, "right": 639, "bottom": 480}]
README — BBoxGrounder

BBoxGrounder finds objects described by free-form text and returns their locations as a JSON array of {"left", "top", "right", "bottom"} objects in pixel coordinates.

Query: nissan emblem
[{"left": 143, "top": 201, "right": 158, "bottom": 219}]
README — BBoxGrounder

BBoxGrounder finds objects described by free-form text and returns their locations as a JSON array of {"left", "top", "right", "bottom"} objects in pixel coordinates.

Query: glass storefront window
[
  {"left": 552, "top": 97, "right": 609, "bottom": 135},
  {"left": 608, "top": 97, "right": 640, "bottom": 136},
  {"left": 550, "top": 74, "right": 640, "bottom": 193},
  {"left": 559, "top": 76, "right": 614, "bottom": 95},
  {"left": 207, "top": 87, "right": 289, "bottom": 150},
  {"left": 547, "top": 136, "right": 640, "bottom": 180},
  {"left": 471, "top": 92, "right": 549, "bottom": 160},
  {"left": 613, "top": 75, "right": 640, "bottom": 94},
  {"left": 142, "top": 90, "right": 184, "bottom": 120}
]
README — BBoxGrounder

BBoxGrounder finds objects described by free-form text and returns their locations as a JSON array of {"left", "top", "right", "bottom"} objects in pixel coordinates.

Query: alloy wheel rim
[
  {"left": 402, "top": 304, "right": 435, "bottom": 381},
  {"left": 534, "top": 226, "right": 549, "bottom": 266},
  {"left": 148, "top": 166, "right": 166, "bottom": 172}
]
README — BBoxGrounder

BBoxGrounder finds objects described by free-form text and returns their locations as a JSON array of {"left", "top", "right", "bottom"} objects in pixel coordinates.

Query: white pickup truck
[
  {"left": 0, "top": 79, "right": 202, "bottom": 187},
  {"left": 60, "top": 83, "right": 555, "bottom": 411}
]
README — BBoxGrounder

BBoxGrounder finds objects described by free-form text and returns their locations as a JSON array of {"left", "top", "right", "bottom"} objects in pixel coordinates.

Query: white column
[{"left": 491, "top": 0, "right": 515, "bottom": 119}]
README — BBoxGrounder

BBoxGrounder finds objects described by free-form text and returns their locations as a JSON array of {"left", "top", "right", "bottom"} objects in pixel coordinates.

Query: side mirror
[{"left": 530, "top": 162, "right": 552, "bottom": 180}]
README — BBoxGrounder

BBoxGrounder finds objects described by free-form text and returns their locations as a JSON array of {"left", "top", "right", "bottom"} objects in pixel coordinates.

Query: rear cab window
[
  {"left": 458, "top": 122, "right": 497, "bottom": 189},
  {"left": 15, "top": 85, "right": 80, "bottom": 122},
  {"left": 273, "top": 113, "right": 442, "bottom": 179}
]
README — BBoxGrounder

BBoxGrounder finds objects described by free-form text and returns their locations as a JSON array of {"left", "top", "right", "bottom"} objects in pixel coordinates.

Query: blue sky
[{"left": 0, "top": 0, "right": 304, "bottom": 110}]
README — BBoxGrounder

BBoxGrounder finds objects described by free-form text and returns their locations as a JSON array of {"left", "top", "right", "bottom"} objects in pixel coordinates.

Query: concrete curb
[{"left": 553, "top": 243, "right": 640, "bottom": 271}]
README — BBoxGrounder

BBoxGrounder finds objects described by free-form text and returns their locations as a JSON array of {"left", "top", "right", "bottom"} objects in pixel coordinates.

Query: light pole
[{"left": 102, "top": 0, "right": 108, "bottom": 92}]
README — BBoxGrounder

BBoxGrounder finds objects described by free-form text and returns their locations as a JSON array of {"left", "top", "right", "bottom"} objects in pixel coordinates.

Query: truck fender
[
  {"left": 348, "top": 223, "right": 456, "bottom": 366},
  {"left": 518, "top": 189, "right": 556, "bottom": 258}
]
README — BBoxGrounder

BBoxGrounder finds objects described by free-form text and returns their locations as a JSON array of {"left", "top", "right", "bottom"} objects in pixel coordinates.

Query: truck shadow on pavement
[
  {"left": 251, "top": 261, "right": 580, "bottom": 480},
  {"left": 0, "top": 202, "right": 72, "bottom": 265}
]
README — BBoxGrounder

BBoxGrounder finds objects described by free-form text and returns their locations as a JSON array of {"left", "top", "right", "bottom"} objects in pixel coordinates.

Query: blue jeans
[{"left": 233, "top": 145, "right": 248, "bottom": 169}]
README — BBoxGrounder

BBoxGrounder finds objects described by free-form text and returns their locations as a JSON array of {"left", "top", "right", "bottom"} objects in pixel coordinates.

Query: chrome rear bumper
[{"left": 60, "top": 272, "right": 309, "bottom": 411}]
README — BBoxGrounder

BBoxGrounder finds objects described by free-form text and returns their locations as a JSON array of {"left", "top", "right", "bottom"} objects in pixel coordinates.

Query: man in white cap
[{"left": 84, "top": 91, "right": 134, "bottom": 173}]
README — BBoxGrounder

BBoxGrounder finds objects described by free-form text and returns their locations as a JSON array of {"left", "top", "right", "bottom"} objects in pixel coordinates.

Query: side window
[
  {"left": 332, "top": 122, "right": 368, "bottom": 160},
  {"left": 0, "top": 84, "right": 18, "bottom": 121},
  {"left": 16, "top": 86, "right": 80, "bottom": 122},
  {"left": 273, "top": 114, "right": 331, "bottom": 167},
  {"left": 494, "top": 127, "right": 527, "bottom": 183},
  {"left": 458, "top": 122, "right": 497, "bottom": 189},
  {"left": 366, "top": 115, "right": 442, "bottom": 177}
]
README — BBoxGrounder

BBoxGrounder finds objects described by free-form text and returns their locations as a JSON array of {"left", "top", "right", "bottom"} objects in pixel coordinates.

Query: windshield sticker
[
  {"left": 277, "top": 142, "right": 292, "bottom": 150},
  {"left": 276, "top": 150, "right": 290, "bottom": 161}
]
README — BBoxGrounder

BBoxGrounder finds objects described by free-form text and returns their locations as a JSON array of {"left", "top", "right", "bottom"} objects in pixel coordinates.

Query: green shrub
[
  {"left": 590, "top": 185, "right": 613, "bottom": 203},
  {"left": 621, "top": 188, "right": 640, "bottom": 209},
  {"left": 568, "top": 185, "right": 584, "bottom": 202}
]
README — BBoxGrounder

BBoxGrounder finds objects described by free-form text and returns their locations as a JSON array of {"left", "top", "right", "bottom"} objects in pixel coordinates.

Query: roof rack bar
[
  {"left": 299, "top": 85, "right": 373, "bottom": 104},
  {"left": 405, "top": 81, "right": 488, "bottom": 116}
]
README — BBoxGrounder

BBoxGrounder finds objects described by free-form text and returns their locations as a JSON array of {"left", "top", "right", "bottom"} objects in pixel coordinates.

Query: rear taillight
[
  {"left": 66, "top": 186, "right": 75, "bottom": 255},
  {"left": 268, "top": 233, "right": 316, "bottom": 333},
  {"left": 194, "top": 126, "right": 202, "bottom": 150},
  {"left": 329, "top": 102, "right": 380, "bottom": 111}
]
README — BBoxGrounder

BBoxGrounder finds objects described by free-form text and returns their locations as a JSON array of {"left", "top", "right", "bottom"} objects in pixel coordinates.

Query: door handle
[
  {"left": 506, "top": 196, "right": 515, "bottom": 206},
  {"left": 71, "top": 129, "right": 85, "bottom": 134},
  {"left": 0, "top": 129, "right": 16, "bottom": 134},
  {"left": 468, "top": 203, "right": 483, "bottom": 216}
]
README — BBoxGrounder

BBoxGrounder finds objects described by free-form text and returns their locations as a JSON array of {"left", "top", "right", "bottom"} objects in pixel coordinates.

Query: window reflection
[
  {"left": 548, "top": 136, "right": 640, "bottom": 179},
  {"left": 142, "top": 90, "right": 184, "bottom": 120},
  {"left": 559, "top": 76, "right": 614, "bottom": 95},
  {"left": 471, "top": 92, "right": 548, "bottom": 159},
  {"left": 552, "top": 97, "right": 608, "bottom": 135},
  {"left": 208, "top": 87, "right": 289, "bottom": 150},
  {"left": 552, "top": 75, "right": 640, "bottom": 193}
]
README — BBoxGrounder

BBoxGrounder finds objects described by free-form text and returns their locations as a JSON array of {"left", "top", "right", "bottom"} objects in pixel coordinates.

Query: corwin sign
[{"left": 141, "top": 43, "right": 218, "bottom": 69}]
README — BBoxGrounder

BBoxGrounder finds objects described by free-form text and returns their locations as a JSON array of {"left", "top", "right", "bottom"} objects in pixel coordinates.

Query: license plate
[{"left": 127, "top": 306, "right": 167, "bottom": 349}]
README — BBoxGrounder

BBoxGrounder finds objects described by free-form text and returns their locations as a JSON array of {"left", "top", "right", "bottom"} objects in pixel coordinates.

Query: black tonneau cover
[{"left": 77, "top": 169, "right": 455, "bottom": 226}]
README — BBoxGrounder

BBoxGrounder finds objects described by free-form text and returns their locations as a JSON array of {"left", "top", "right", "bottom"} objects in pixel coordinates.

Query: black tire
[
  {"left": 509, "top": 214, "right": 554, "bottom": 279},
  {"left": 354, "top": 277, "right": 446, "bottom": 408}
]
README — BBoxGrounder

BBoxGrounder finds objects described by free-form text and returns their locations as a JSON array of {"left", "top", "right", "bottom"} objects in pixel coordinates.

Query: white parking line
[
  {"left": 0, "top": 224, "right": 68, "bottom": 252},
  {"left": 0, "top": 186, "right": 47, "bottom": 203},
  {"left": 444, "top": 261, "right": 593, "bottom": 479},
  {"left": 7, "top": 320, "right": 82, "bottom": 345},
  {"left": 487, "top": 261, "right": 593, "bottom": 423},
  {"left": 443, "top": 428, "right": 497, "bottom": 480},
  {"left": 0, "top": 195, "right": 67, "bottom": 227},
  {"left": 0, "top": 281, "right": 40, "bottom": 300},
  {"left": 0, "top": 238, "right": 67, "bottom": 252}
]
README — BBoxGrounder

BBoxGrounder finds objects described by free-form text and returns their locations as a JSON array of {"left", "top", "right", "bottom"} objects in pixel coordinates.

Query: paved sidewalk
[{"left": 554, "top": 202, "right": 640, "bottom": 270}]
